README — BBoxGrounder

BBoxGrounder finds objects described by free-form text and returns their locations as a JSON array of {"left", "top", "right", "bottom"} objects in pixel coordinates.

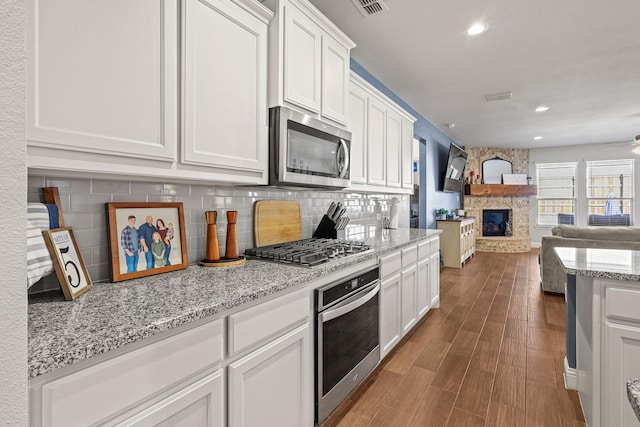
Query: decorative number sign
[{"left": 42, "top": 227, "right": 92, "bottom": 300}]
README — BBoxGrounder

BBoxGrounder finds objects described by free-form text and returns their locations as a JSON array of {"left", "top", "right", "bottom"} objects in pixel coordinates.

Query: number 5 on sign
[{"left": 42, "top": 227, "right": 92, "bottom": 300}]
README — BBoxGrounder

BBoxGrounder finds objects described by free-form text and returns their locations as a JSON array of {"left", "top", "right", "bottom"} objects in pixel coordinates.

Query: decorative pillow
[{"left": 27, "top": 203, "right": 53, "bottom": 288}]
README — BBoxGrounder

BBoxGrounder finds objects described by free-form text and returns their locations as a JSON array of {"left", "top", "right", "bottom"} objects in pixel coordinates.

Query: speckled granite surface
[
  {"left": 554, "top": 247, "right": 640, "bottom": 282},
  {"left": 29, "top": 228, "right": 440, "bottom": 379},
  {"left": 628, "top": 379, "right": 640, "bottom": 421}
]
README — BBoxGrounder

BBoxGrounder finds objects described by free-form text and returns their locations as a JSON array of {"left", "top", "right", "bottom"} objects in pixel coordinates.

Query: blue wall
[{"left": 350, "top": 59, "right": 462, "bottom": 229}]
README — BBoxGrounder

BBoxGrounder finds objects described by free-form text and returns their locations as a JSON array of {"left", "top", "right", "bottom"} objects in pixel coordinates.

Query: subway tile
[
  {"left": 70, "top": 193, "right": 111, "bottom": 213},
  {"left": 72, "top": 228, "right": 106, "bottom": 249},
  {"left": 63, "top": 213, "right": 92, "bottom": 230},
  {"left": 46, "top": 177, "right": 91, "bottom": 194},
  {"left": 130, "top": 182, "right": 164, "bottom": 195},
  {"left": 111, "top": 195, "right": 144, "bottom": 203},
  {"left": 91, "top": 179, "right": 130, "bottom": 195},
  {"left": 190, "top": 185, "right": 215, "bottom": 197}
]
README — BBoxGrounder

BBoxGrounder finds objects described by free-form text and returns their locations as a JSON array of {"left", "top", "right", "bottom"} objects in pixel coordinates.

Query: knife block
[{"left": 312, "top": 215, "right": 337, "bottom": 239}]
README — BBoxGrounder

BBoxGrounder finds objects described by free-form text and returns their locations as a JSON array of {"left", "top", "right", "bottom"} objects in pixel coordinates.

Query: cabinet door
[
  {"left": 347, "top": 82, "right": 368, "bottom": 184},
  {"left": 228, "top": 324, "right": 312, "bottom": 427},
  {"left": 380, "top": 273, "right": 401, "bottom": 358},
  {"left": 417, "top": 259, "right": 430, "bottom": 319},
  {"left": 401, "top": 265, "right": 418, "bottom": 335},
  {"left": 401, "top": 118, "right": 414, "bottom": 189},
  {"left": 116, "top": 370, "right": 224, "bottom": 427},
  {"left": 283, "top": 3, "right": 322, "bottom": 113},
  {"left": 366, "top": 97, "right": 387, "bottom": 186},
  {"left": 27, "top": 0, "right": 178, "bottom": 161},
  {"left": 429, "top": 252, "right": 440, "bottom": 308},
  {"left": 385, "top": 109, "right": 402, "bottom": 188},
  {"left": 182, "top": 0, "right": 268, "bottom": 175},
  {"left": 603, "top": 323, "right": 640, "bottom": 427},
  {"left": 321, "top": 35, "right": 349, "bottom": 125}
]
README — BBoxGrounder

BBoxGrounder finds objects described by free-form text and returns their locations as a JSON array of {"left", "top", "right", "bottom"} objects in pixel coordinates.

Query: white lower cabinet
[
  {"left": 429, "top": 251, "right": 440, "bottom": 308},
  {"left": 380, "top": 272, "right": 402, "bottom": 359},
  {"left": 30, "top": 289, "right": 313, "bottom": 427},
  {"left": 379, "top": 236, "right": 440, "bottom": 359},
  {"left": 416, "top": 257, "right": 430, "bottom": 318},
  {"left": 603, "top": 322, "right": 640, "bottom": 427},
  {"left": 116, "top": 369, "right": 225, "bottom": 427},
  {"left": 228, "top": 324, "right": 311, "bottom": 427}
]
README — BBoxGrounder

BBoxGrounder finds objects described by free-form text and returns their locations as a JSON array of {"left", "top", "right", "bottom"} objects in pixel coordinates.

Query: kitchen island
[
  {"left": 29, "top": 227, "right": 441, "bottom": 427},
  {"left": 555, "top": 247, "right": 640, "bottom": 427}
]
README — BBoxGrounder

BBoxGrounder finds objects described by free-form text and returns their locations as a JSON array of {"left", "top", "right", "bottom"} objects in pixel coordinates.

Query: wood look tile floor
[{"left": 323, "top": 249, "right": 586, "bottom": 427}]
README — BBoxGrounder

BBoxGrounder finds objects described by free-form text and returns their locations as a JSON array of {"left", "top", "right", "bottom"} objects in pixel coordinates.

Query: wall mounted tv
[{"left": 442, "top": 143, "right": 468, "bottom": 193}]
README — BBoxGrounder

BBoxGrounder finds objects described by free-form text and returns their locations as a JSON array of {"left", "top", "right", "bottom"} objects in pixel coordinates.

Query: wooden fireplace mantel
[{"left": 464, "top": 184, "right": 537, "bottom": 197}]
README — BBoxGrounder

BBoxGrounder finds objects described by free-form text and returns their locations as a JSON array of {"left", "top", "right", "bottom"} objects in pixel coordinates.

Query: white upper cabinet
[
  {"left": 181, "top": 0, "right": 269, "bottom": 174},
  {"left": 265, "top": 0, "right": 355, "bottom": 126},
  {"left": 282, "top": 3, "right": 322, "bottom": 113},
  {"left": 385, "top": 109, "right": 402, "bottom": 188},
  {"left": 27, "top": 0, "right": 272, "bottom": 185},
  {"left": 367, "top": 96, "right": 387, "bottom": 186},
  {"left": 347, "top": 82, "right": 368, "bottom": 184},
  {"left": 401, "top": 118, "right": 414, "bottom": 189},
  {"left": 348, "top": 72, "right": 416, "bottom": 193},
  {"left": 27, "top": 0, "right": 178, "bottom": 161},
  {"left": 321, "top": 35, "right": 351, "bottom": 124}
]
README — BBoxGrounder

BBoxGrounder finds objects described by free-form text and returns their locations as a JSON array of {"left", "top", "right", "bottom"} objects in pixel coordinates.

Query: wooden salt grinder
[
  {"left": 205, "top": 211, "right": 220, "bottom": 261},
  {"left": 225, "top": 210, "right": 239, "bottom": 259}
]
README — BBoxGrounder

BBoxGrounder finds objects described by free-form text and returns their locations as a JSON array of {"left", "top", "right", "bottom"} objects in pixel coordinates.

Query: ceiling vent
[
  {"left": 485, "top": 91, "right": 513, "bottom": 102},
  {"left": 351, "top": 0, "right": 389, "bottom": 17}
]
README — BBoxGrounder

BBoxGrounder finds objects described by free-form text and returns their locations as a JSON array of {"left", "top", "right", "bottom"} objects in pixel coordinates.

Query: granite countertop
[
  {"left": 29, "top": 228, "right": 441, "bottom": 379},
  {"left": 554, "top": 247, "right": 640, "bottom": 282},
  {"left": 628, "top": 379, "right": 640, "bottom": 421}
]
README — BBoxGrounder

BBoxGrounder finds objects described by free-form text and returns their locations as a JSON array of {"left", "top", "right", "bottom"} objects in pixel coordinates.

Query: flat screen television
[{"left": 442, "top": 143, "right": 468, "bottom": 193}]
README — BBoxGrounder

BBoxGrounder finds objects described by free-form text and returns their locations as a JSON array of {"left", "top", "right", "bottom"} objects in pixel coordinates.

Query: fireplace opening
[{"left": 483, "top": 209, "right": 511, "bottom": 236}]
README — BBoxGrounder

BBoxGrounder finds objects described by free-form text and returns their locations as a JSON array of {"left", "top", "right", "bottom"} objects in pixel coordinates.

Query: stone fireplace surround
[{"left": 463, "top": 147, "right": 531, "bottom": 253}]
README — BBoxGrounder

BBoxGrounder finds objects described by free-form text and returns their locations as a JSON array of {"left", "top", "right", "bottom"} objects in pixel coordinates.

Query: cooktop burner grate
[{"left": 244, "top": 238, "right": 372, "bottom": 267}]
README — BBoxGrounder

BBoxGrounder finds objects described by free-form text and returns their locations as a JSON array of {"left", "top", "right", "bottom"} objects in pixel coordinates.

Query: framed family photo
[
  {"left": 106, "top": 202, "right": 188, "bottom": 282},
  {"left": 42, "top": 227, "right": 92, "bottom": 300}
]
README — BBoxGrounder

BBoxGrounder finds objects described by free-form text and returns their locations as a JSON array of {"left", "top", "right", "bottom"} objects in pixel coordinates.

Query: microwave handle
[{"left": 337, "top": 139, "right": 349, "bottom": 179}]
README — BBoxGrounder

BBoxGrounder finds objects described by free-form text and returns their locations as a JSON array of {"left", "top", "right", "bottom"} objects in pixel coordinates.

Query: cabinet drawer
[
  {"left": 431, "top": 237, "right": 440, "bottom": 254},
  {"left": 402, "top": 245, "right": 418, "bottom": 267},
  {"left": 606, "top": 287, "right": 640, "bottom": 322},
  {"left": 380, "top": 251, "right": 402, "bottom": 278},
  {"left": 40, "top": 318, "right": 224, "bottom": 427},
  {"left": 418, "top": 240, "right": 430, "bottom": 260},
  {"left": 228, "top": 288, "right": 309, "bottom": 357}
]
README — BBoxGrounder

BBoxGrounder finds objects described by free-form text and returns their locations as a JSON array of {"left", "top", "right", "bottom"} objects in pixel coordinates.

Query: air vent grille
[
  {"left": 351, "top": 0, "right": 389, "bottom": 17},
  {"left": 485, "top": 91, "right": 513, "bottom": 102}
]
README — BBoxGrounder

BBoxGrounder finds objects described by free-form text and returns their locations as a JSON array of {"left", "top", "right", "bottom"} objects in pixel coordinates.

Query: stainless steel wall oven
[{"left": 315, "top": 266, "right": 380, "bottom": 423}]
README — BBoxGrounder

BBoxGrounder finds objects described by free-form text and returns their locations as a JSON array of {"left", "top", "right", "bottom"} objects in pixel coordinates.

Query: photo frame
[
  {"left": 502, "top": 173, "right": 528, "bottom": 185},
  {"left": 42, "top": 227, "right": 92, "bottom": 300},
  {"left": 106, "top": 202, "right": 188, "bottom": 282}
]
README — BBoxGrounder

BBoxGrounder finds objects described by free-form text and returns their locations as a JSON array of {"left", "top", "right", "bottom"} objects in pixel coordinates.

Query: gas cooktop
[{"left": 244, "top": 238, "right": 372, "bottom": 267}]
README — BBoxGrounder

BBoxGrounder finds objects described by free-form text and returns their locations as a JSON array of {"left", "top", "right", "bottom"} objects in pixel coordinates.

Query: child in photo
[{"left": 151, "top": 231, "right": 166, "bottom": 268}]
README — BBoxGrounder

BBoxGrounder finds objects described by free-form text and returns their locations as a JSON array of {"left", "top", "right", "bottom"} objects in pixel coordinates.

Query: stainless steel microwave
[{"left": 269, "top": 106, "right": 351, "bottom": 189}]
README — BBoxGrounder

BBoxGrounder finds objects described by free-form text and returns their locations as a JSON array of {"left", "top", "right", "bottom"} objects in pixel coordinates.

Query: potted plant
[{"left": 436, "top": 208, "right": 448, "bottom": 220}]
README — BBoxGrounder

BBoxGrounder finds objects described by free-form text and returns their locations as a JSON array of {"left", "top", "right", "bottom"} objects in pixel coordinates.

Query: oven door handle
[{"left": 320, "top": 282, "right": 380, "bottom": 323}]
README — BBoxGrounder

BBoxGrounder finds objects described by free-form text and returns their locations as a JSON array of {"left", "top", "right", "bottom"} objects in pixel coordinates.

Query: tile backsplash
[{"left": 28, "top": 175, "right": 409, "bottom": 291}]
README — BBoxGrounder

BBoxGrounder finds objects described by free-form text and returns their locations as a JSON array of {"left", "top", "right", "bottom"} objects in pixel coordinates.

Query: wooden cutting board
[{"left": 254, "top": 200, "right": 302, "bottom": 247}]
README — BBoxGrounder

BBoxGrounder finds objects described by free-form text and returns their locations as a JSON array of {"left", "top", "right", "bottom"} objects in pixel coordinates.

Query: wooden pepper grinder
[
  {"left": 204, "top": 210, "right": 220, "bottom": 261},
  {"left": 225, "top": 210, "right": 238, "bottom": 259}
]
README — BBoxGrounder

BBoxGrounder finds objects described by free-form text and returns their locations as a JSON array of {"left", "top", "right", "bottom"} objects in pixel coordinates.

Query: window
[
  {"left": 586, "top": 159, "right": 633, "bottom": 226},
  {"left": 536, "top": 162, "right": 577, "bottom": 226}
]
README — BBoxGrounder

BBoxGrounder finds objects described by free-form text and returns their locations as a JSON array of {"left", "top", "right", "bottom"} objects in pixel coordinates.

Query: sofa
[{"left": 540, "top": 225, "right": 640, "bottom": 293}]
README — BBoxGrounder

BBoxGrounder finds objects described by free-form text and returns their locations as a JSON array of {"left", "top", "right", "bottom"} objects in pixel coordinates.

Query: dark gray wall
[{"left": 350, "top": 59, "right": 461, "bottom": 228}]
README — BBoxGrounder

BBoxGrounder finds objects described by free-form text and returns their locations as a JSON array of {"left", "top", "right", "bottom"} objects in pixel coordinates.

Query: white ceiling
[{"left": 309, "top": 0, "right": 640, "bottom": 149}]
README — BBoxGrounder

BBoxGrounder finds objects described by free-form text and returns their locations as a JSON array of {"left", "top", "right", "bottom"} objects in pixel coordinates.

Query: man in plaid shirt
[{"left": 121, "top": 215, "right": 140, "bottom": 273}]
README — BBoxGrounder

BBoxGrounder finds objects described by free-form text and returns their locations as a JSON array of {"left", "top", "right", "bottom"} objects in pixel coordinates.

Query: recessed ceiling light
[
  {"left": 535, "top": 106, "right": 549, "bottom": 112},
  {"left": 534, "top": 136, "right": 543, "bottom": 140},
  {"left": 467, "top": 23, "right": 488, "bottom": 35}
]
